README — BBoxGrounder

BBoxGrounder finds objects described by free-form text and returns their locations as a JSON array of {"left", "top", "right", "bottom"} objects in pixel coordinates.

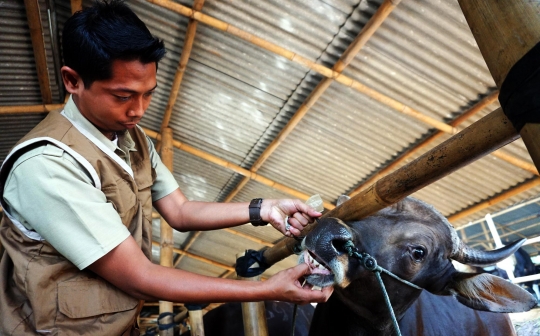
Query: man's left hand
[{"left": 261, "top": 199, "right": 322, "bottom": 237}]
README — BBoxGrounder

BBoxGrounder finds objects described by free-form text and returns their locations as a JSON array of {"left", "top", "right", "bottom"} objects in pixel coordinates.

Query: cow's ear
[{"left": 445, "top": 272, "right": 536, "bottom": 313}]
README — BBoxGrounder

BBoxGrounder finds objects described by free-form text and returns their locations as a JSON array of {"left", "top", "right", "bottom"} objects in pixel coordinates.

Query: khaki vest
[{"left": 0, "top": 110, "right": 156, "bottom": 335}]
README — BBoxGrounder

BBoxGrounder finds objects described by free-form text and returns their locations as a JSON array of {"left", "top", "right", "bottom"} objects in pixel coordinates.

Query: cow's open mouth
[{"left": 303, "top": 250, "right": 335, "bottom": 287}]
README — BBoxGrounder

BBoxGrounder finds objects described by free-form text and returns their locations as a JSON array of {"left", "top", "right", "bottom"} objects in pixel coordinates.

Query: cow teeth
[
  {"left": 312, "top": 286, "right": 322, "bottom": 291},
  {"left": 308, "top": 254, "right": 319, "bottom": 267}
]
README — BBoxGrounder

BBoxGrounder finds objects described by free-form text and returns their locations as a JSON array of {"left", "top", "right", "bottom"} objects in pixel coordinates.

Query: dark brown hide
[
  {"left": 398, "top": 290, "right": 516, "bottom": 336},
  {"left": 302, "top": 197, "right": 535, "bottom": 336}
]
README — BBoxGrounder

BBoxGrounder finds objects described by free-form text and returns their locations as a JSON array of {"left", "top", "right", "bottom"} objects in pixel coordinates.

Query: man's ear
[
  {"left": 61, "top": 66, "right": 84, "bottom": 94},
  {"left": 444, "top": 272, "right": 536, "bottom": 313}
]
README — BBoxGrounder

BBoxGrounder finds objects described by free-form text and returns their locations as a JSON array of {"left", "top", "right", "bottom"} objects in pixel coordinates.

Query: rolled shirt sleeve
[{"left": 146, "top": 135, "right": 179, "bottom": 201}]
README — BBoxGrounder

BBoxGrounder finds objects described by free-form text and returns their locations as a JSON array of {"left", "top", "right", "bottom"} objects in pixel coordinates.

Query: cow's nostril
[{"left": 332, "top": 239, "right": 349, "bottom": 254}]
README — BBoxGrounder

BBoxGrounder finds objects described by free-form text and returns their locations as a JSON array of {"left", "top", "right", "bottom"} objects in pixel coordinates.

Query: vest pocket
[
  {"left": 102, "top": 178, "right": 137, "bottom": 219},
  {"left": 57, "top": 278, "right": 138, "bottom": 318}
]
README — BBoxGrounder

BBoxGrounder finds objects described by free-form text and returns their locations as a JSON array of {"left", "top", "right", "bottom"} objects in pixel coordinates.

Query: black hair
[{"left": 62, "top": 0, "right": 165, "bottom": 87}]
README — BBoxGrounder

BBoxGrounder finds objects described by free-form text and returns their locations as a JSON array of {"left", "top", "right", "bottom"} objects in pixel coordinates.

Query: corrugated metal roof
[{"left": 1, "top": 0, "right": 540, "bottom": 315}]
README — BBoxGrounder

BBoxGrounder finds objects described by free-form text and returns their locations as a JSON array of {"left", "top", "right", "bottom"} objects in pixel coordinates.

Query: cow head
[{"left": 299, "top": 196, "right": 536, "bottom": 315}]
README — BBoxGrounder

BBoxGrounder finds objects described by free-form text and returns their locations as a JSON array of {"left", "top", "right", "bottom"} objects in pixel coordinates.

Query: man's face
[{"left": 73, "top": 59, "right": 157, "bottom": 134}]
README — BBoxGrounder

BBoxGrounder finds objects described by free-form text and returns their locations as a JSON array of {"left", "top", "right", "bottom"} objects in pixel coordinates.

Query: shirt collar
[{"left": 63, "top": 95, "right": 137, "bottom": 153}]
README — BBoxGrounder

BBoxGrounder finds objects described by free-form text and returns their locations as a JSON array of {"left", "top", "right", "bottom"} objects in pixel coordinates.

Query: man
[{"left": 0, "top": 1, "right": 332, "bottom": 335}]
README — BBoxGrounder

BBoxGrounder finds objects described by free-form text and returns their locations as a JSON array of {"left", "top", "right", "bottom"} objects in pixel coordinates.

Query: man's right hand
[{"left": 263, "top": 263, "right": 333, "bottom": 305}]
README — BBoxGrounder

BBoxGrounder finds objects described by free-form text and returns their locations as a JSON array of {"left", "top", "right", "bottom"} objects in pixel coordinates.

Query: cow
[{"left": 301, "top": 196, "right": 537, "bottom": 336}]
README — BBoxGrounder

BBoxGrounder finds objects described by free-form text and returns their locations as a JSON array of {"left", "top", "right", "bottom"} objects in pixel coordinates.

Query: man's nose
[{"left": 127, "top": 96, "right": 145, "bottom": 118}]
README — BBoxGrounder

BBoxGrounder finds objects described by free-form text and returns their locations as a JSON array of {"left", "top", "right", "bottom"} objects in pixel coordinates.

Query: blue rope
[{"left": 343, "top": 240, "right": 422, "bottom": 336}]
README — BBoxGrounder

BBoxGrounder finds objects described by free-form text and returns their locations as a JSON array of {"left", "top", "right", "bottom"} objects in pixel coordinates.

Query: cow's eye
[{"left": 411, "top": 247, "right": 426, "bottom": 262}]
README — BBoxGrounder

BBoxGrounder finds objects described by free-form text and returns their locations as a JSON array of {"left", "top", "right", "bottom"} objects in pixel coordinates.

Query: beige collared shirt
[{"left": 2, "top": 96, "right": 179, "bottom": 269}]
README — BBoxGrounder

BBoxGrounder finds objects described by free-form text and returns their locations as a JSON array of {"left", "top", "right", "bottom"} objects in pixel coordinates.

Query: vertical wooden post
[
  {"left": 24, "top": 0, "right": 53, "bottom": 104},
  {"left": 458, "top": 0, "right": 540, "bottom": 171},
  {"left": 236, "top": 253, "right": 268, "bottom": 336},
  {"left": 159, "top": 128, "right": 175, "bottom": 336},
  {"left": 188, "top": 309, "right": 205, "bottom": 336}
]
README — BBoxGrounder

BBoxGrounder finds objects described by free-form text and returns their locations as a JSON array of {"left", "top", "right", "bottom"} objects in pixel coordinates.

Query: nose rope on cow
[{"left": 343, "top": 240, "right": 422, "bottom": 336}]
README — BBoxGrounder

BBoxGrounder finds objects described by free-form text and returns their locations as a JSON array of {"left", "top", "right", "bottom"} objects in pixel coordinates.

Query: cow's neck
[{"left": 309, "top": 287, "right": 421, "bottom": 336}]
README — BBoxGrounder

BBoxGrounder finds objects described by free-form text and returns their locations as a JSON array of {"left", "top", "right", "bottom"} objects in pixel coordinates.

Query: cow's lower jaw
[{"left": 299, "top": 250, "right": 350, "bottom": 288}]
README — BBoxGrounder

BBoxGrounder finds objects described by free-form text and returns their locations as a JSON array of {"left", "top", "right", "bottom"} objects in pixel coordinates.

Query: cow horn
[{"left": 451, "top": 238, "right": 526, "bottom": 267}]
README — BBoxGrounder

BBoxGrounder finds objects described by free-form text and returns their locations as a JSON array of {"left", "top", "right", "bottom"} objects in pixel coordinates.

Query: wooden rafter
[
  {"left": 159, "top": 0, "right": 205, "bottom": 134},
  {"left": 448, "top": 177, "right": 540, "bottom": 224},
  {"left": 24, "top": 0, "right": 53, "bottom": 104},
  {"left": 0, "top": 104, "right": 64, "bottom": 114},
  {"left": 224, "top": 0, "right": 402, "bottom": 202},
  {"left": 459, "top": 0, "right": 540, "bottom": 174}
]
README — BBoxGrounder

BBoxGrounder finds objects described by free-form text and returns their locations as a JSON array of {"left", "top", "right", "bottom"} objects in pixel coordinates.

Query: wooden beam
[
  {"left": 159, "top": 128, "right": 175, "bottom": 335},
  {"left": 0, "top": 104, "right": 63, "bottom": 114},
  {"left": 448, "top": 177, "right": 540, "bottom": 224},
  {"left": 224, "top": 0, "right": 401, "bottom": 202},
  {"left": 24, "top": 0, "right": 53, "bottom": 104},
  {"left": 262, "top": 108, "right": 520, "bottom": 265},
  {"left": 459, "top": 0, "right": 540, "bottom": 175},
  {"left": 159, "top": 0, "right": 205, "bottom": 133}
]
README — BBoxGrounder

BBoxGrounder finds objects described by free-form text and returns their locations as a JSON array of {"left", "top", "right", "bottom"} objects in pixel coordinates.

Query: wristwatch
[{"left": 249, "top": 198, "right": 268, "bottom": 226}]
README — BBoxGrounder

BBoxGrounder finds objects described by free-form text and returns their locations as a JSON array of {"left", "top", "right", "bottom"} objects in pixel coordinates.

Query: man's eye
[{"left": 115, "top": 95, "right": 130, "bottom": 101}]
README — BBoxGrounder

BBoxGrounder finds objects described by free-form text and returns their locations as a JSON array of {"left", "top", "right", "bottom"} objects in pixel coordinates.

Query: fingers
[
  {"left": 293, "top": 200, "right": 323, "bottom": 220},
  {"left": 263, "top": 198, "right": 322, "bottom": 238},
  {"left": 270, "top": 264, "right": 333, "bottom": 305}
]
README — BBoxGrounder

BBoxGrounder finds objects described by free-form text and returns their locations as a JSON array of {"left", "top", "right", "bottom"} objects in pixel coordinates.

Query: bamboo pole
[
  {"left": 24, "top": 0, "right": 53, "bottom": 104},
  {"left": 188, "top": 309, "right": 205, "bottom": 336},
  {"left": 143, "top": 127, "right": 335, "bottom": 209},
  {"left": 262, "top": 108, "right": 520, "bottom": 265},
  {"left": 448, "top": 177, "right": 540, "bottom": 224},
  {"left": 70, "top": 0, "right": 82, "bottom": 14},
  {"left": 458, "top": 0, "right": 540, "bottom": 173},
  {"left": 237, "top": 251, "right": 268, "bottom": 336},
  {"left": 223, "top": 0, "right": 401, "bottom": 202},
  {"left": 159, "top": 128, "right": 175, "bottom": 336},
  {"left": 146, "top": 0, "right": 454, "bottom": 134},
  {"left": 160, "top": 0, "right": 205, "bottom": 133},
  {"left": 156, "top": 0, "right": 205, "bottom": 152},
  {"left": 0, "top": 104, "right": 64, "bottom": 114}
]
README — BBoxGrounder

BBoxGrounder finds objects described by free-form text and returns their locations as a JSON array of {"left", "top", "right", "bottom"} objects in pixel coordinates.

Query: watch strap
[{"left": 249, "top": 198, "right": 268, "bottom": 226}]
